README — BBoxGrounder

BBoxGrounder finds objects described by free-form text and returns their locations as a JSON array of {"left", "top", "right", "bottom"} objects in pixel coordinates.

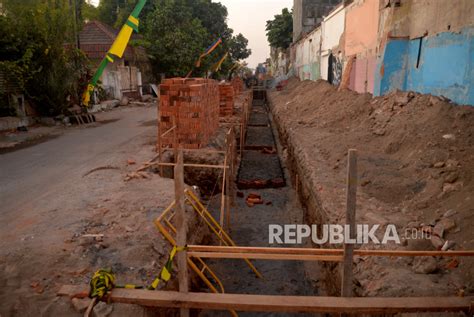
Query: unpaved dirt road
[
  {"left": 0, "top": 105, "right": 176, "bottom": 316},
  {"left": 0, "top": 106, "right": 156, "bottom": 244}
]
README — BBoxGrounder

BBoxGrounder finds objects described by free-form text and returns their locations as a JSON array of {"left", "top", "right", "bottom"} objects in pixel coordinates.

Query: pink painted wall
[
  {"left": 366, "top": 56, "right": 376, "bottom": 94},
  {"left": 344, "top": 0, "right": 379, "bottom": 56},
  {"left": 350, "top": 56, "right": 377, "bottom": 94},
  {"left": 353, "top": 58, "right": 367, "bottom": 93}
]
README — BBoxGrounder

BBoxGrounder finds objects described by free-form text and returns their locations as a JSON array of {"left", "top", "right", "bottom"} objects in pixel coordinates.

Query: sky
[
  {"left": 217, "top": 0, "right": 293, "bottom": 68},
  {"left": 89, "top": 0, "right": 293, "bottom": 69}
]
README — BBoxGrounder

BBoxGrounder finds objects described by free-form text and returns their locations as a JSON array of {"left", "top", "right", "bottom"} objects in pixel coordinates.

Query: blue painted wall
[
  {"left": 374, "top": 27, "right": 473, "bottom": 106},
  {"left": 374, "top": 39, "right": 409, "bottom": 96}
]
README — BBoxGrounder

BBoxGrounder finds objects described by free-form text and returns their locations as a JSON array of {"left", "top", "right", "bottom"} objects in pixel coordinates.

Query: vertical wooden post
[
  {"left": 174, "top": 148, "right": 189, "bottom": 317},
  {"left": 158, "top": 116, "right": 163, "bottom": 176},
  {"left": 220, "top": 134, "right": 229, "bottom": 231},
  {"left": 341, "top": 149, "right": 357, "bottom": 298},
  {"left": 229, "top": 129, "right": 236, "bottom": 207},
  {"left": 172, "top": 115, "right": 178, "bottom": 161}
]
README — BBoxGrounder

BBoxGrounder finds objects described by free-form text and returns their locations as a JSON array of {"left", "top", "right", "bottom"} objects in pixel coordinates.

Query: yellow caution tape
[
  {"left": 89, "top": 246, "right": 187, "bottom": 297},
  {"left": 89, "top": 268, "right": 116, "bottom": 299},
  {"left": 148, "top": 245, "right": 187, "bottom": 290}
]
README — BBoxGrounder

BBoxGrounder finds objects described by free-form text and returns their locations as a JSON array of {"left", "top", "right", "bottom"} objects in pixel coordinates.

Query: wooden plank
[
  {"left": 342, "top": 149, "right": 357, "bottom": 298},
  {"left": 154, "top": 162, "right": 229, "bottom": 169},
  {"left": 181, "top": 148, "right": 226, "bottom": 154},
  {"left": 174, "top": 149, "right": 189, "bottom": 317},
  {"left": 57, "top": 287, "right": 474, "bottom": 314},
  {"left": 354, "top": 249, "right": 474, "bottom": 257},
  {"left": 187, "top": 251, "right": 342, "bottom": 262},
  {"left": 186, "top": 245, "right": 474, "bottom": 257},
  {"left": 187, "top": 245, "right": 343, "bottom": 255}
]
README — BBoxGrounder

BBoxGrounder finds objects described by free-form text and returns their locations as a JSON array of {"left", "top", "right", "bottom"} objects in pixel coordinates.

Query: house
[{"left": 79, "top": 20, "right": 153, "bottom": 101}]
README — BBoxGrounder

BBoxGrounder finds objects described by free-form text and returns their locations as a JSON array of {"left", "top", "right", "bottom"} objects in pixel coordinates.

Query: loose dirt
[{"left": 268, "top": 78, "right": 474, "bottom": 298}]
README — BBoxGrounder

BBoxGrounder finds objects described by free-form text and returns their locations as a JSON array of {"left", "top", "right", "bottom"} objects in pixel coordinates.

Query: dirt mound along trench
[{"left": 268, "top": 78, "right": 474, "bottom": 298}]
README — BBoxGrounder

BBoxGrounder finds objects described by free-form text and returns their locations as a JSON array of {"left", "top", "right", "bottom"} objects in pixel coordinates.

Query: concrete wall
[
  {"left": 294, "top": 27, "right": 322, "bottom": 80},
  {"left": 387, "top": 0, "right": 474, "bottom": 39},
  {"left": 344, "top": 0, "right": 380, "bottom": 93},
  {"left": 344, "top": 0, "right": 379, "bottom": 57},
  {"left": 293, "top": 0, "right": 341, "bottom": 42},
  {"left": 321, "top": 4, "right": 345, "bottom": 80},
  {"left": 269, "top": 47, "right": 290, "bottom": 78},
  {"left": 375, "top": 26, "right": 474, "bottom": 105},
  {"left": 286, "top": 0, "right": 474, "bottom": 105}
]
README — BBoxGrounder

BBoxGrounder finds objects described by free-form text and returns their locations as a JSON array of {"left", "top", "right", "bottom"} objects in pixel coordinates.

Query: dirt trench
[{"left": 197, "top": 90, "right": 322, "bottom": 317}]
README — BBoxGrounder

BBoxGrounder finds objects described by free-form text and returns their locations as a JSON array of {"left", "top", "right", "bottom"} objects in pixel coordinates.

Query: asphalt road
[{"left": 0, "top": 106, "right": 156, "bottom": 241}]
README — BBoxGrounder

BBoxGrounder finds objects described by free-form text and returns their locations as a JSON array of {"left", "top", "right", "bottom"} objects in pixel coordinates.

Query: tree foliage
[
  {"left": 82, "top": 0, "right": 99, "bottom": 21},
  {"left": 0, "top": 0, "right": 90, "bottom": 116},
  {"left": 266, "top": 8, "right": 293, "bottom": 49},
  {"left": 97, "top": 0, "right": 251, "bottom": 78},
  {"left": 142, "top": 0, "right": 208, "bottom": 77},
  {"left": 229, "top": 33, "right": 251, "bottom": 61}
]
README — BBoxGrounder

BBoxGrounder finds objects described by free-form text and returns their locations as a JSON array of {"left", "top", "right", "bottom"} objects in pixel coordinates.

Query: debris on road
[{"left": 83, "top": 165, "right": 120, "bottom": 177}]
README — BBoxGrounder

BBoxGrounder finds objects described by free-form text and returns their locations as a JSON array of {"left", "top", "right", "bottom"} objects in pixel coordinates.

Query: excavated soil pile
[{"left": 268, "top": 78, "right": 474, "bottom": 297}]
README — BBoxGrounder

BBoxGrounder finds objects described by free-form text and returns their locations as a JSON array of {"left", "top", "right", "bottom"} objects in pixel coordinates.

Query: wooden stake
[
  {"left": 172, "top": 116, "right": 177, "bottom": 161},
  {"left": 174, "top": 148, "right": 189, "bottom": 317},
  {"left": 220, "top": 146, "right": 228, "bottom": 231},
  {"left": 342, "top": 149, "right": 357, "bottom": 298},
  {"left": 157, "top": 117, "right": 163, "bottom": 176}
]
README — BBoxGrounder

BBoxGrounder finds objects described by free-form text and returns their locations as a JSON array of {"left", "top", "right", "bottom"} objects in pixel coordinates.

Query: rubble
[
  {"left": 71, "top": 298, "right": 91, "bottom": 313},
  {"left": 413, "top": 257, "right": 438, "bottom": 274}
]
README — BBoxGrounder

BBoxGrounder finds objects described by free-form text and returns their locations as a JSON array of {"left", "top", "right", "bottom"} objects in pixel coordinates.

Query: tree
[
  {"left": 82, "top": 0, "right": 99, "bottom": 21},
  {"left": 143, "top": 0, "right": 208, "bottom": 77},
  {"left": 97, "top": 0, "right": 155, "bottom": 29},
  {"left": 266, "top": 8, "right": 293, "bottom": 49},
  {"left": 0, "top": 0, "right": 90, "bottom": 116},
  {"left": 229, "top": 33, "right": 251, "bottom": 61},
  {"left": 95, "top": 0, "right": 252, "bottom": 78}
]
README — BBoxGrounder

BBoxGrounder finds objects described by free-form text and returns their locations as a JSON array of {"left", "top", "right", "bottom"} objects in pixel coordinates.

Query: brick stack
[
  {"left": 231, "top": 76, "right": 243, "bottom": 95},
  {"left": 218, "top": 83, "right": 235, "bottom": 117},
  {"left": 158, "top": 77, "right": 219, "bottom": 149}
]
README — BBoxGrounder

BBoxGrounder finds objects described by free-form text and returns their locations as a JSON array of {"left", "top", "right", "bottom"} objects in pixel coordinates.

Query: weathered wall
[
  {"left": 321, "top": 4, "right": 345, "bottom": 80},
  {"left": 375, "top": 26, "right": 474, "bottom": 105},
  {"left": 344, "top": 0, "right": 380, "bottom": 93},
  {"left": 294, "top": 27, "right": 322, "bottom": 80},
  {"left": 348, "top": 55, "right": 376, "bottom": 93},
  {"left": 287, "top": 0, "right": 474, "bottom": 105},
  {"left": 293, "top": 0, "right": 341, "bottom": 42},
  {"left": 344, "top": 0, "right": 380, "bottom": 57},
  {"left": 269, "top": 47, "right": 290, "bottom": 78},
  {"left": 388, "top": 0, "right": 474, "bottom": 39}
]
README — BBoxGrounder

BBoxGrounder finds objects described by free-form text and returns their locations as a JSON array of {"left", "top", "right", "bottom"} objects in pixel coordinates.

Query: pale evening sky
[{"left": 89, "top": 0, "right": 293, "bottom": 69}]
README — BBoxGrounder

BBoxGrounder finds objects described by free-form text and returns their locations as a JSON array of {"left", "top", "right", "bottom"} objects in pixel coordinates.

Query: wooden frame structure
[
  {"left": 154, "top": 123, "right": 237, "bottom": 231},
  {"left": 60, "top": 142, "right": 474, "bottom": 315}
]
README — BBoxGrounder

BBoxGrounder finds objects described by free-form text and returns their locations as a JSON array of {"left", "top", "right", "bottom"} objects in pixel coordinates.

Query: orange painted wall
[{"left": 344, "top": 0, "right": 380, "bottom": 56}]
